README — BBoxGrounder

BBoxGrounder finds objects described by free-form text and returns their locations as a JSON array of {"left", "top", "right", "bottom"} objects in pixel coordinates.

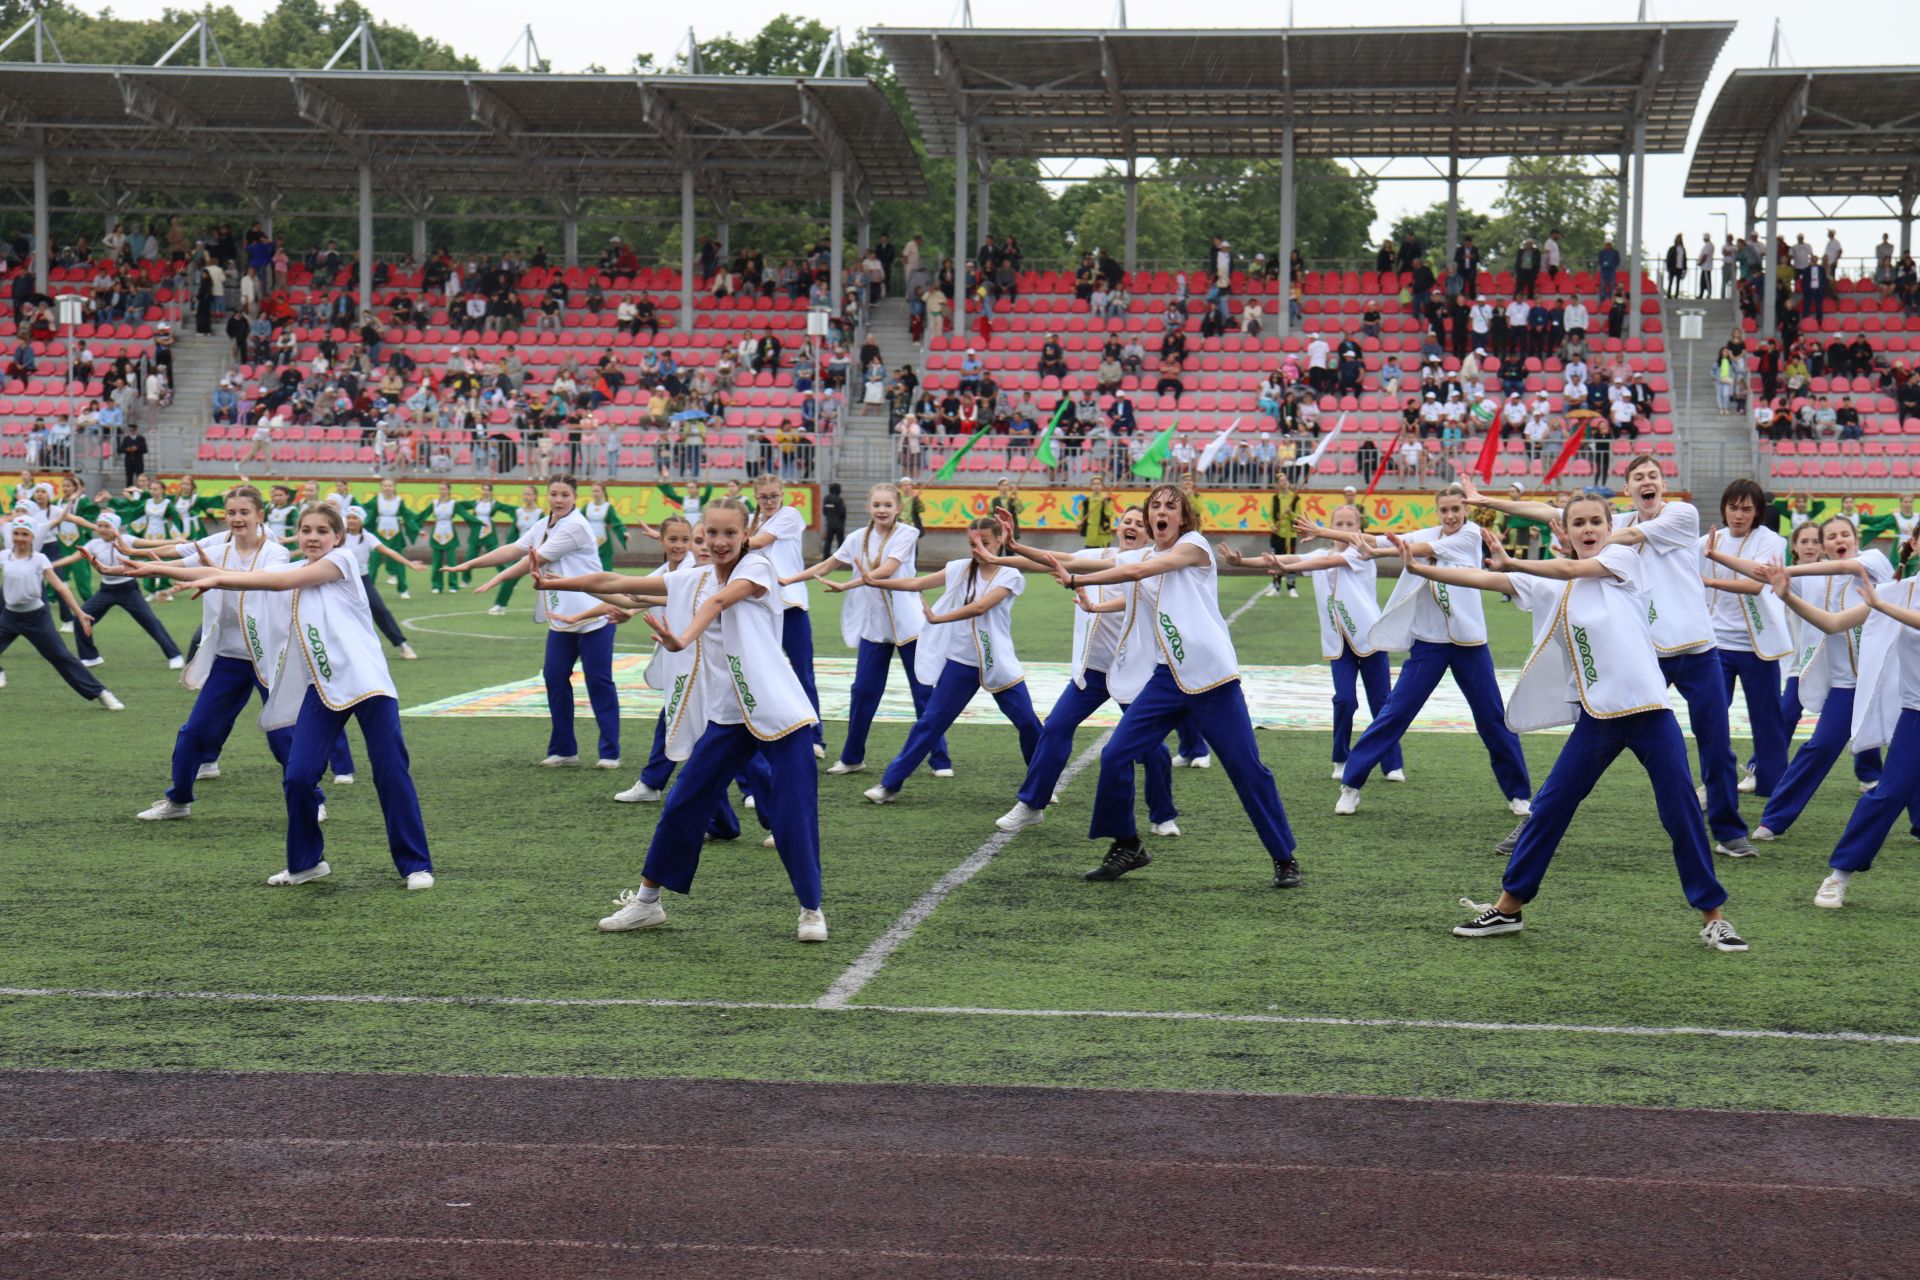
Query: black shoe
[
  {"left": 1493, "top": 819, "right": 1527, "bottom": 858},
  {"left": 1084, "top": 839, "right": 1151, "bottom": 881},
  {"left": 1452, "top": 897, "right": 1523, "bottom": 938},
  {"left": 1271, "top": 859, "right": 1303, "bottom": 889}
]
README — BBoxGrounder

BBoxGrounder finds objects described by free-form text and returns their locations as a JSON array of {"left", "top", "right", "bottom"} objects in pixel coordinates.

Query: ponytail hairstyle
[
  {"left": 223, "top": 484, "right": 265, "bottom": 516},
  {"left": 657, "top": 513, "right": 693, "bottom": 538},
  {"left": 963, "top": 514, "right": 1001, "bottom": 602},
  {"left": 702, "top": 497, "right": 754, "bottom": 570},
  {"left": 1143, "top": 483, "right": 1200, "bottom": 537},
  {"left": 1560, "top": 494, "right": 1614, "bottom": 547},
  {"left": 298, "top": 501, "right": 346, "bottom": 542},
  {"left": 864, "top": 482, "right": 902, "bottom": 567}
]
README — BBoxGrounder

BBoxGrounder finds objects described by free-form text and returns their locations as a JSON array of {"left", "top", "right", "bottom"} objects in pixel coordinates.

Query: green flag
[
  {"left": 933, "top": 420, "right": 998, "bottom": 482},
  {"left": 1032, "top": 401, "right": 1070, "bottom": 468},
  {"left": 1129, "top": 422, "right": 1179, "bottom": 480}
]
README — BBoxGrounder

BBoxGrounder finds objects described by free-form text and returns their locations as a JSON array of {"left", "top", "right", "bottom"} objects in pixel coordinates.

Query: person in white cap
[{"left": 0, "top": 516, "right": 122, "bottom": 708}]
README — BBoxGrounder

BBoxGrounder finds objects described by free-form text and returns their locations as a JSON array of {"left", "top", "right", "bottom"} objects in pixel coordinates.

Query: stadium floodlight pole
[
  {"left": 953, "top": 120, "right": 968, "bottom": 340},
  {"left": 1122, "top": 156, "right": 1137, "bottom": 274},
  {"left": 1615, "top": 147, "right": 1629, "bottom": 252},
  {"left": 357, "top": 161, "right": 373, "bottom": 318},
  {"left": 1276, "top": 36, "right": 1293, "bottom": 339},
  {"left": 680, "top": 169, "right": 695, "bottom": 334}
]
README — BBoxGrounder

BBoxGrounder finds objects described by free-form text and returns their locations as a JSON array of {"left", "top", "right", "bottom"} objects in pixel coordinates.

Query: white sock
[
  {"left": 1830, "top": 869, "right": 1854, "bottom": 883},
  {"left": 636, "top": 885, "right": 661, "bottom": 903}
]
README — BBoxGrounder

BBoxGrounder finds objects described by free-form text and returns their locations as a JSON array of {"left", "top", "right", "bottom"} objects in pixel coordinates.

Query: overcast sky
[{"left": 73, "top": 0, "right": 1911, "bottom": 266}]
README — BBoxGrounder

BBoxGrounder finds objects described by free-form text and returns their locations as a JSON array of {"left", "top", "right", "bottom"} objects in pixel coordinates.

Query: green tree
[
  {"left": 1071, "top": 183, "right": 1186, "bottom": 266},
  {"left": 1389, "top": 202, "right": 1496, "bottom": 269},
  {"left": 1160, "top": 157, "right": 1378, "bottom": 268},
  {"left": 1488, "top": 155, "right": 1618, "bottom": 274}
]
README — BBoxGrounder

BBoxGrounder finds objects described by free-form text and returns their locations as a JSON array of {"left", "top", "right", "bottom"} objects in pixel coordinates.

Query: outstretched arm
[
  {"left": 529, "top": 569, "right": 664, "bottom": 595},
  {"left": 1453, "top": 470, "right": 1559, "bottom": 523},
  {"left": 1388, "top": 531, "right": 1516, "bottom": 593},
  {"left": 783, "top": 552, "right": 860, "bottom": 584},
  {"left": 449, "top": 540, "right": 531, "bottom": 574},
  {"left": 40, "top": 567, "right": 93, "bottom": 634},
  {"left": 645, "top": 576, "right": 761, "bottom": 651},
  {"left": 1060, "top": 540, "right": 1210, "bottom": 588},
  {"left": 1859, "top": 571, "right": 1920, "bottom": 630},
  {"left": 1754, "top": 562, "right": 1867, "bottom": 633},
  {"left": 927, "top": 584, "right": 1011, "bottom": 625},
  {"left": 859, "top": 564, "right": 946, "bottom": 592}
]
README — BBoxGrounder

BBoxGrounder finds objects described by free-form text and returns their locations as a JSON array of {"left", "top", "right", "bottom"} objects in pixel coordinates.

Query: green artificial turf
[{"left": 2, "top": 565, "right": 1915, "bottom": 1115}]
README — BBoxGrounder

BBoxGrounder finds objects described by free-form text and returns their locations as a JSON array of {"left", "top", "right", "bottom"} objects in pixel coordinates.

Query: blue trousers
[
  {"left": 545, "top": 624, "right": 620, "bottom": 762},
  {"left": 881, "top": 658, "right": 1041, "bottom": 792},
  {"left": 1342, "top": 641, "right": 1530, "bottom": 799},
  {"left": 640, "top": 711, "right": 675, "bottom": 789},
  {"left": 1751, "top": 679, "right": 1875, "bottom": 782},
  {"left": 643, "top": 724, "right": 820, "bottom": 908},
  {"left": 283, "top": 686, "right": 431, "bottom": 878},
  {"left": 1176, "top": 716, "right": 1210, "bottom": 760},
  {"left": 783, "top": 607, "right": 824, "bottom": 748},
  {"left": 1504, "top": 708, "right": 1725, "bottom": 912},
  {"left": 1830, "top": 708, "right": 1920, "bottom": 871},
  {"left": 165, "top": 654, "right": 343, "bottom": 806},
  {"left": 1661, "top": 650, "right": 1745, "bottom": 843},
  {"left": 1719, "top": 648, "right": 1788, "bottom": 797},
  {"left": 636, "top": 710, "right": 756, "bottom": 839},
  {"left": 1092, "top": 666, "right": 1296, "bottom": 861},
  {"left": 0, "top": 604, "right": 103, "bottom": 699},
  {"left": 842, "top": 638, "right": 949, "bottom": 771},
  {"left": 1761, "top": 685, "right": 1869, "bottom": 834},
  {"left": 1331, "top": 646, "right": 1402, "bottom": 771},
  {"left": 1015, "top": 668, "right": 1176, "bottom": 824},
  {"left": 74, "top": 581, "right": 181, "bottom": 662}
]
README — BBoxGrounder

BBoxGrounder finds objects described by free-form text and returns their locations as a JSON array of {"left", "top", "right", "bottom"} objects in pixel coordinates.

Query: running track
[{"left": 3, "top": 1071, "right": 1916, "bottom": 1278}]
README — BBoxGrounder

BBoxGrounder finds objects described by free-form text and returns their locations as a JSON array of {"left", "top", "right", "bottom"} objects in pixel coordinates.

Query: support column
[
  {"left": 357, "top": 162, "right": 373, "bottom": 317},
  {"left": 718, "top": 219, "right": 731, "bottom": 262},
  {"left": 32, "top": 147, "right": 49, "bottom": 294},
  {"left": 1123, "top": 156, "right": 1139, "bottom": 275},
  {"left": 857, "top": 215, "right": 870, "bottom": 262},
  {"left": 829, "top": 166, "right": 845, "bottom": 315},
  {"left": 256, "top": 190, "right": 277, "bottom": 240},
  {"left": 1743, "top": 194, "right": 1758, "bottom": 244},
  {"left": 1277, "top": 124, "right": 1296, "bottom": 339},
  {"left": 103, "top": 177, "right": 120, "bottom": 239},
  {"left": 1444, "top": 153, "right": 1461, "bottom": 283},
  {"left": 976, "top": 171, "right": 990, "bottom": 253},
  {"left": 561, "top": 217, "right": 577, "bottom": 268},
  {"left": 1615, "top": 149, "right": 1630, "bottom": 259},
  {"left": 952, "top": 122, "right": 969, "bottom": 340},
  {"left": 680, "top": 169, "right": 695, "bottom": 334},
  {"left": 1762, "top": 161, "right": 1781, "bottom": 341},
  {"left": 413, "top": 217, "right": 428, "bottom": 264},
  {"left": 1900, "top": 188, "right": 1915, "bottom": 259},
  {"left": 1627, "top": 120, "right": 1647, "bottom": 340}
]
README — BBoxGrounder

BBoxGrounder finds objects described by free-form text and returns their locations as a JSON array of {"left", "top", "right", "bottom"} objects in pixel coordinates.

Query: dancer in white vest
[
  {"left": 861, "top": 516, "right": 1043, "bottom": 804},
  {"left": 119, "top": 503, "right": 433, "bottom": 887},
  {"left": 424, "top": 481, "right": 467, "bottom": 593},
  {"left": 1220, "top": 502, "right": 1405, "bottom": 782},
  {"left": 489, "top": 484, "right": 545, "bottom": 615},
  {"left": 992, "top": 505, "right": 1182, "bottom": 836},
  {"left": 1698, "top": 479, "right": 1792, "bottom": 801},
  {"left": 573, "top": 498, "right": 826, "bottom": 942},
  {"left": 746, "top": 473, "right": 824, "bottom": 757},
  {"left": 1039, "top": 484, "right": 1303, "bottom": 887},
  {"left": 1318, "top": 484, "right": 1531, "bottom": 816},
  {"left": 1392, "top": 501, "right": 1746, "bottom": 952},
  {"left": 782, "top": 483, "right": 952, "bottom": 778},
  {"left": 342, "top": 507, "right": 424, "bottom": 660}
]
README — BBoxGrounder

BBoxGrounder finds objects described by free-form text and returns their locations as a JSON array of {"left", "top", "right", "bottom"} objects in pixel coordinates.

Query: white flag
[
  {"left": 1195, "top": 418, "right": 1241, "bottom": 474},
  {"left": 1300, "top": 414, "right": 1347, "bottom": 471}
]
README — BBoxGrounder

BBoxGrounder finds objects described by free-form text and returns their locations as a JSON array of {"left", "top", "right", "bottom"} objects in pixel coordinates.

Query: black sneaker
[
  {"left": 1271, "top": 859, "right": 1303, "bottom": 889},
  {"left": 1452, "top": 897, "right": 1523, "bottom": 937},
  {"left": 1084, "top": 839, "right": 1152, "bottom": 881},
  {"left": 1493, "top": 820, "right": 1527, "bottom": 858}
]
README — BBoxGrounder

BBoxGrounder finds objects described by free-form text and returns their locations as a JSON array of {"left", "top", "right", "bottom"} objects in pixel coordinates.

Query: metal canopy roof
[
  {"left": 0, "top": 64, "right": 926, "bottom": 206},
  {"left": 870, "top": 23, "right": 1733, "bottom": 161},
  {"left": 1685, "top": 67, "right": 1920, "bottom": 200}
]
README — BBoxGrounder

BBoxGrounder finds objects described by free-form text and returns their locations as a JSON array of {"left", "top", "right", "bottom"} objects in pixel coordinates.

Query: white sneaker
[
  {"left": 487, "top": 605, "right": 507, "bottom": 616},
  {"left": 0, "top": 671, "right": 6, "bottom": 687},
  {"left": 826, "top": 760, "right": 865, "bottom": 775},
  {"left": 333, "top": 773, "right": 355, "bottom": 785},
  {"left": 1508, "top": 798, "right": 1533, "bottom": 817},
  {"left": 797, "top": 908, "right": 829, "bottom": 942},
  {"left": 1737, "top": 768, "right": 1757, "bottom": 794},
  {"left": 1189, "top": 755, "right": 1212, "bottom": 769},
  {"left": 1051, "top": 791, "right": 1061, "bottom": 805},
  {"left": 863, "top": 784, "right": 897, "bottom": 805},
  {"left": 406, "top": 871, "right": 435, "bottom": 891},
  {"left": 137, "top": 798, "right": 190, "bottom": 821},
  {"left": 1171, "top": 754, "right": 1190, "bottom": 767},
  {"left": 398, "top": 643, "right": 419, "bottom": 660},
  {"left": 615, "top": 781, "right": 663, "bottom": 803},
  {"left": 539, "top": 754, "right": 581, "bottom": 767},
  {"left": 196, "top": 762, "right": 221, "bottom": 780},
  {"left": 317, "top": 803, "right": 327, "bottom": 822},
  {"left": 744, "top": 795, "right": 756, "bottom": 809},
  {"left": 1814, "top": 872, "right": 1849, "bottom": 909},
  {"left": 1752, "top": 825, "right": 1777, "bottom": 842},
  {"left": 1860, "top": 780, "right": 1877, "bottom": 794},
  {"left": 1151, "top": 819, "right": 1182, "bottom": 837},
  {"left": 98, "top": 691, "right": 125, "bottom": 711},
  {"left": 59, "top": 621, "right": 73, "bottom": 633},
  {"left": 1331, "top": 765, "right": 1346, "bottom": 780},
  {"left": 762, "top": 834, "right": 777, "bottom": 848},
  {"left": 430, "top": 588, "right": 441, "bottom": 595},
  {"left": 813, "top": 743, "right": 826, "bottom": 759},
  {"left": 1265, "top": 584, "right": 1281, "bottom": 597},
  {"left": 167, "top": 655, "right": 185, "bottom": 670},
  {"left": 1288, "top": 587, "right": 1299, "bottom": 599},
  {"left": 596, "top": 757, "right": 622, "bottom": 769},
  {"left": 995, "top": 801, "right": 1046, "bottom": 833},
  {"left": 598, "top": 890, "right": 666, "bottom": 932},
  {"left": 932, "top": 767, "right": 955, "bottom": 778},
  {"left": 1695, "top": 783, "right": 1708, "bottom": 808},
  {"left": 1385, "top": 768, "right": 1407, "bottom": 783},
  {"left": 1701, "top": 918, "right": 1749, "bottom": 952},
  {"left": 1335, "top": 785, "right": 1362, "bottom": 815},
  {"left": 398, "top": 591, "right": 411, "bottom": 599},
  {"left": 81, "top": 657, "right": 106, "bottom": 668},
  {"left": 267, "top": 861, "right": 330, "bottom": 886}
]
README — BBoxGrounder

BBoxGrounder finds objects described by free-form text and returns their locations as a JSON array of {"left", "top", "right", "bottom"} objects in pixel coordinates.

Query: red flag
[
  {"left": 1363, "top": 436, "right": 1397, "bottom": 497},
  {"left": 1471, "top": 417, "right": 1502, "bottom": 485},
  {"left": 1541, "top": 423, "right": 1587, "bottom": 486}
]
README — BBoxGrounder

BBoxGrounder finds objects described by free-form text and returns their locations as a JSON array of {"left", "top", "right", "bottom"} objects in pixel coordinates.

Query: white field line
[
  {"left": 815, "top": 733, "right": 1110, "bottom": 1009},
  {"left": 815, "top": 576, "right": 1274, "bottom": 1008},
  {"left": 400, "top": 609, "right": 652, "bottom": 652},
  {"left": 5, "top": 986, "right": 1918, "bottom": 1047},
  {"left": 0, "top": 1231, "right": 1638, "bottom": 1279}
]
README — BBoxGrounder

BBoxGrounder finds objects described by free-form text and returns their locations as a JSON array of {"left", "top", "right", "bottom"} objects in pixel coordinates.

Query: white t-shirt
[
  {"left": 943, "top": 561, "right": 1023, "bottom": 670},
  {"left": 757, "top": 505, "right": 809, "bottom": 610},
  {"left": 2, "top": 550, "right": 50, "bottom": 612},
  {"left": 1699, "top": 526, "right": 1789, "bottom": 656},
  {"left": 1613, "top": 503, "right": 1712, "bottom": 654},
  {"left": 516, "top": 510, "right": 605, "bottom": 634},
  {"left": 833, "top": 523, "right": 922, "bottom": 647},
  {"left": 178, "top": 533, "right": 290, "bottom": 661}
]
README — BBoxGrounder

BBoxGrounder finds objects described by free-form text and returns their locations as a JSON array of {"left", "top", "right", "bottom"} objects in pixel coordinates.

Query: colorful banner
[
  {"left": 907, "top": 487, "right": 1521, "bottom": 534},
  {"left": 131, "top": 475, "right": 816, "bottom": 527}
]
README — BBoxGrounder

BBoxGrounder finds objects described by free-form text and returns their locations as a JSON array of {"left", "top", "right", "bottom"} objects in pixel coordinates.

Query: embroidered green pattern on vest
[
  {"left": 306, "top": 624, "right": 334, "bottom": 679},
  {"left": 1647, "top": 600, "right": 1659, "bottom": 625},
  {"left": 1158, "top": 612, "right": 1186, "bottom": 662},
  {"left": 663, "top": 672, "right": 688, "bottom": 723},
  {"left": 1570, "top": 625, "right": 1600, "bottom": 687},
  {"left": 547, "top": 590, "right": 559, "bottom": 613},
  {"left": 1330, "top": 597, "right": 1359, "bottom": 636},
  {"left": 245, "top": 616, "right": 263, "bottom": 663},
  {"left": 1433, "top": 583, "right": 1453, "bottom": 617},
  {"left": 728, "top": 655, "right": 757, "bottom": 711},
  {"left": 978, "top": 629, "right": 994, "bottom": 673},
  {"left": 1743, "top": 594, "right": 1765, "bottom": 634}
]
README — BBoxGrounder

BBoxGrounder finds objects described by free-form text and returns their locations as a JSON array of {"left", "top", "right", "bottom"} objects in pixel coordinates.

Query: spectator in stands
[
  {"left": 1835, "top": 395, "right": 1862, "bottom": 441},
  {"left": 751, "top": 329, "right": 784, "bottom": 375},
  {"left": 1304, "top": 332, "right": 1331, "bottom": 394},
  {"left": 1514, "top": 239, "right": 1541, "bottom": 299},
  {"left": 1563, "top": 293, "right": 1589, "bottom": 340},
  {"left": 1606, "top": 286, "right": 1628, "bottom": 339},
  {"left": 1038, "top": 334, "right": 1068, "bottom": 381},
  {"left": 1409, "top": 257, "right": 1436, "bottom": 317},
  {"left": 1359, "top": 299, "right": 1384, "bottom": 340},
  {"left": 1240, "top": 297, "right": 1263, "bottom": 336},
  {"left": 1453, "top": 237, "right": 1481, "bottom": 298},
  {"left": 1662, "top": 234, "right": 1687, "bottom": 298},
  {"left": 1335, "top": 335, "right": 1364, "bottom": 393},
  {"left": 119, "top": 424, "right": 148, "bottom": 486},
  {"left": 1596, "top": 238, "right": 1621, "bottom": 302}
]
